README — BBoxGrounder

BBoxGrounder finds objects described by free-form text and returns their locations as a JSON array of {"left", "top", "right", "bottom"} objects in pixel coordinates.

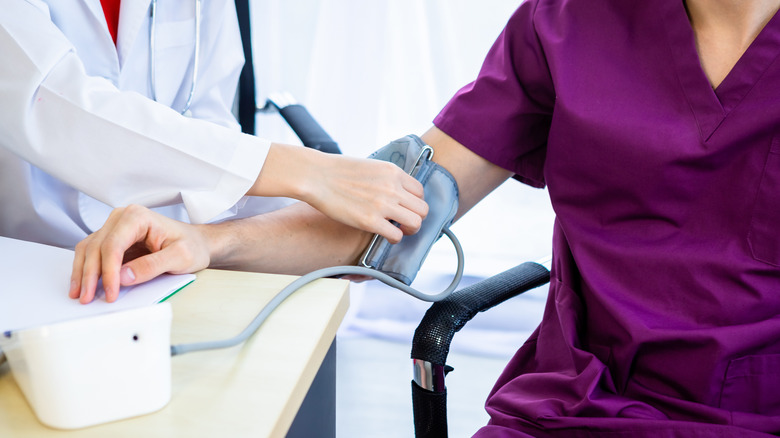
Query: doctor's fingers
[
  {"left": 69, "top": 205, "right": 156, "bottom": 303},
  {"left": 70, "top": 240, "right": 87, "bottom": 299},
  {"left": 70, "top": 206, "right": 123, "bottom": 303},
  {"left": 121, "top": 238, "right": 208, "bottom": 288},
  {"left": 79, "top": 206, "right": 146, "bottom": 303},
  {"left": 401, "top": 172, "right": 426, "bottom": 199},
  {"left": 99, "top": 207, "right": 210, "bottom": 290},
  {"left": 69, "top": 207, "right": 127, "bottom": 303},
  {"left": 96, "top": 205, "right": 191, "bottom": 301},
  {"left": 347, "top": 194, "right": 428, "bottom": 244},
  {"left": 71, "top": 233, "right": 105, "bottom": 304},
  {"left": 384, "top": 201, "right": 424, "bottom": 236},
  {"left": 400, "top": 189, "right": 429, "bottom": 223},
  {"left": 376, "top": 182, "right": 429, "bottom": 239}
]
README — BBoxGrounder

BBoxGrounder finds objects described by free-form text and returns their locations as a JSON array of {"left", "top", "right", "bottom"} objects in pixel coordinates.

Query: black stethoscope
[{"left": 149, "top": 0, "right": 201, "bottom": 115}]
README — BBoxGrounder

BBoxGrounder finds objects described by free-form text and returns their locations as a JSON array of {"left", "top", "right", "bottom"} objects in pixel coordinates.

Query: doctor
[{"left": 0, "top": 0, "right": 427, "bottom": 250}]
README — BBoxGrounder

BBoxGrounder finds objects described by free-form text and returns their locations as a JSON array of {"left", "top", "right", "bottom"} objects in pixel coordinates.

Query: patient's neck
[{"left": 685, "top": 0, "right": 780, "bottom": 88}]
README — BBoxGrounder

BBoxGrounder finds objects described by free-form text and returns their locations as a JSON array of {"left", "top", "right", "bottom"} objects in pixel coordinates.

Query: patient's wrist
[{"left": 199, "top": 222, "right": 238, "bottom": 269}]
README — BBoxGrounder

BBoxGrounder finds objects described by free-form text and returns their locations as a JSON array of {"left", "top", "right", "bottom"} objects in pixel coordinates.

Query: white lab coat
[{"left": 0, "top": 0, "right": 288, "bottom": 249}]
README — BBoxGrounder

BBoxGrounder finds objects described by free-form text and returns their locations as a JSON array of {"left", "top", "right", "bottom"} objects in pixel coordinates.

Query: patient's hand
[{"left": 69, "top": 205, "right": 210, "bottom": 304}]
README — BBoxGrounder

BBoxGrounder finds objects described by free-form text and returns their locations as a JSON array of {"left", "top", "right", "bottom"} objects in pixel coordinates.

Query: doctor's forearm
[
  {"left": 245, "top": 144, "right": 326, "bottom": 200},
  {"left": 203, "top": 202, "right": 373, "bottom": 275},
  {"left": 246, "top": 143, "right": 428, "bottom": 244}
]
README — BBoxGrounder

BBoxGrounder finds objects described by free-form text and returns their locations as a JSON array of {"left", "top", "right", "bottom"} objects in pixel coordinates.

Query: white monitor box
[{"left": 0, "top": 302, "right": 172, "bottom": 429}]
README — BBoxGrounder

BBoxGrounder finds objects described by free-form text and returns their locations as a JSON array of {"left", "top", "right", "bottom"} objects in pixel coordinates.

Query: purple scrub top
[{"left": 434, "top": 0, "right": 780, "bottom": 436}]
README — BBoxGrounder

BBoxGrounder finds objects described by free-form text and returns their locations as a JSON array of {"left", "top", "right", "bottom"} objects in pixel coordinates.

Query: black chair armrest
[
  {"left": 233, "top": 1, "right": 341, "bottom": 154},
  {"left": 410, "top": 261, "right": 550, "bottom": 438},
  {"left": 263, "top": 94, "right": 341, "bottom": 154},
  {"left": 411, "top": 261, "right": 550, "bottom": 367}
]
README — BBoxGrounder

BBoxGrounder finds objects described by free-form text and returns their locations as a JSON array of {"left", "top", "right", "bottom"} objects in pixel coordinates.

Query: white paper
[{"left": 0, "top": 236, "right": 195, "bottom": 333}]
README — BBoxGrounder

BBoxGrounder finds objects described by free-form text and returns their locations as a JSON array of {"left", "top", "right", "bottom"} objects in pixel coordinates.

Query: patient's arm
[
  {"left": 70, "top": 126, "right": 512, "bottom": 303},
  {"left": 70, "top": 202, "right": 371, "bottom": 304},
  {"left": 204, "top": 202, "right": 373, "bottom": 274},
  {"left": 422, "top": 127, "right": 513, "bottom": 220}
]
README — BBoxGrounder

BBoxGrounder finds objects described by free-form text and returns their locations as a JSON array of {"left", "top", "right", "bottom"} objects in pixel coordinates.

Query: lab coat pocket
[
  {"left": 748, "top": 136, "right": 780, "bottom": 266},
  {"left": 718, "top": 354, "right": 780, "bottom": 417}
]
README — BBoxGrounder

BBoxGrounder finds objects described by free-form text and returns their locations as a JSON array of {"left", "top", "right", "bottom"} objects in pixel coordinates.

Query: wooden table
[{"left": 0, "top": 269, "right": 349, "bottom": 437}]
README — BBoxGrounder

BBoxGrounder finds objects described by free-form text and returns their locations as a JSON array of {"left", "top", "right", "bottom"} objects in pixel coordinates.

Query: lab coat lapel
[
  {"left": 82, "top": 0, "right": 120, "bottom": 70},
  {"left": 117, "top": 0, "right": 152, "bottom": 67},
  {"left": 82, "top": 0, "right": 109, "bottom": 30}
]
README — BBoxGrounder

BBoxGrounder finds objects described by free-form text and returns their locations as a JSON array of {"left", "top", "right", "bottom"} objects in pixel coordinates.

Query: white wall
[{"left": 251, "top": 0, "right": 518, "bottom": 153}]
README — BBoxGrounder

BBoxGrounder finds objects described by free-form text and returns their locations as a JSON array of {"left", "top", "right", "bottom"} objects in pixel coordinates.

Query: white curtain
[{"left": 251, "top": 0, "right": 520, "bottom": 152}]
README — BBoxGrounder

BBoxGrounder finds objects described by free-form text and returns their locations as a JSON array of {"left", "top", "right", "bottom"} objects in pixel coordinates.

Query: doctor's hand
[
  {"left": 250, "top": 145, "right": 429, "bottom": 244},
  {"left": 69, "top": 205, "right": 210, "bottom": 304}
]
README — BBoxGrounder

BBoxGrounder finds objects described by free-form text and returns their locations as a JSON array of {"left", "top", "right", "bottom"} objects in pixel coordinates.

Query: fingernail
[
  {"left": 120, "top": 266, "right": 136, "bottom": 284},
  {"left": 69, "top": 280, "right": 79, "bottom": 299}
]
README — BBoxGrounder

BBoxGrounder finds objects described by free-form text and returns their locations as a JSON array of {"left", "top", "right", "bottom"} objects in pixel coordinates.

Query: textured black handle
[
  {"left": 278, "top": 105, "right": 341, "bottom": 154},
  {"left": 411, "top": 261, "right": 550, "bottom": 366},
  {"left": 412, "top": 380, "right": 448, "bottom": 438}
]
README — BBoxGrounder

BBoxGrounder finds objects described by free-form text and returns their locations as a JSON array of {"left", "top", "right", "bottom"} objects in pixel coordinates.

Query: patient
[{"left": 71, "top": 0, "right": 780, "bottom": 436}]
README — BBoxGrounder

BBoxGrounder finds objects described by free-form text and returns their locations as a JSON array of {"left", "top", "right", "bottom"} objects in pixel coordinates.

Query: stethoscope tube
[{"left": 149, "top": 0, "right": 201, "bottom": 115}]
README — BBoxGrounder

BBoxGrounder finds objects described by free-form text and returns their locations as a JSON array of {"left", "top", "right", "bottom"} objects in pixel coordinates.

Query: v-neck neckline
[{"left": 664, "top": 1, "right": 780, "bottom": 140}]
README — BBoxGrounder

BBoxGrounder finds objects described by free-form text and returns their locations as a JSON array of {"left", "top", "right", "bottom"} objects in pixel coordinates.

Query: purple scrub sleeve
[
  {"left": 435, "top": 0, "right": 780, "bottom": 436},
  {"left": 433, "top": 0, "right": 553, "bottom": 189}
]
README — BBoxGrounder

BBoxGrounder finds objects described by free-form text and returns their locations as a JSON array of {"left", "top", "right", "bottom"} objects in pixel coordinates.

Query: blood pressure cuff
[{"left": 360, "top": 135, "right": 459, "bottom": 285}]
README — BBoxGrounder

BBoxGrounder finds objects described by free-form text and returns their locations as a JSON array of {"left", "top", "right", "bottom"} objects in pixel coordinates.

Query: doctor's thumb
[
  {"left": 120, "top": 252, "right": 169, "bottom": 286},
  {"left": 119, "top": 265, "right": 137, "bottom": 285}
]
